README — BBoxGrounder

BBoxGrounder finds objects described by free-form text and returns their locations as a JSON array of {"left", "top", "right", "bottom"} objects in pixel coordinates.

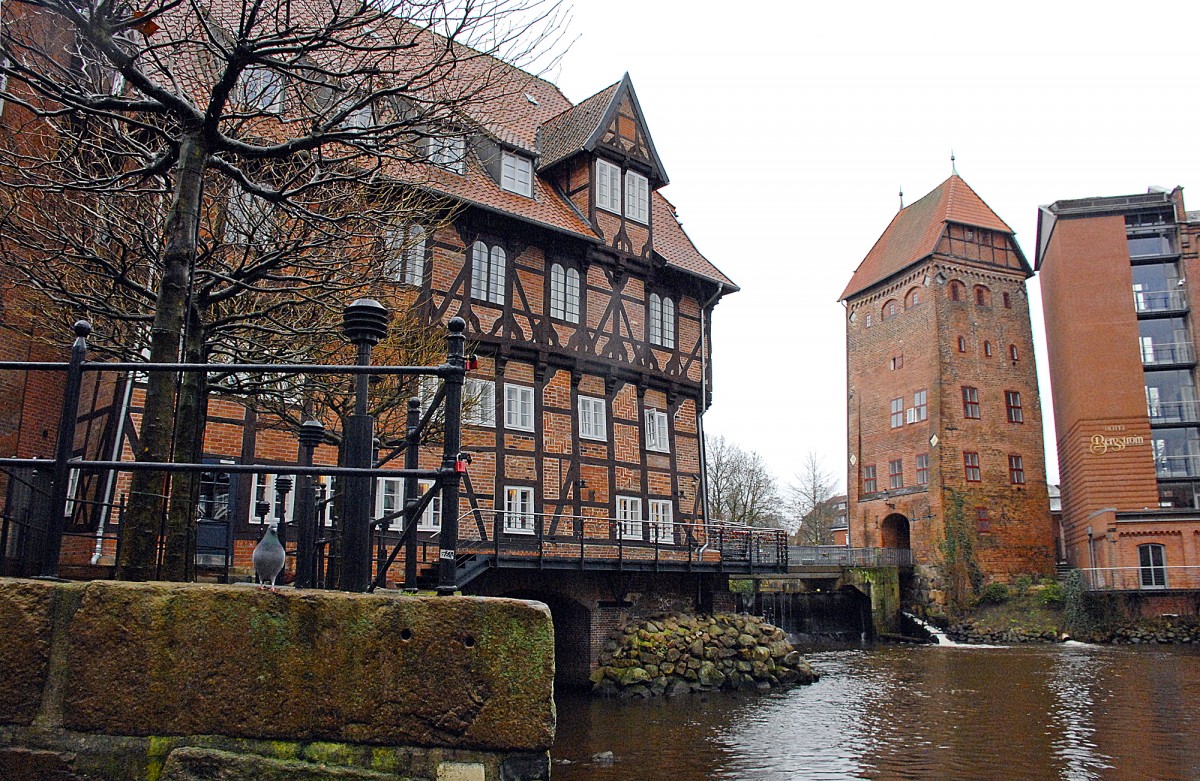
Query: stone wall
[{"left": 0, "top": 578, "right": 555, "bottom": 781}]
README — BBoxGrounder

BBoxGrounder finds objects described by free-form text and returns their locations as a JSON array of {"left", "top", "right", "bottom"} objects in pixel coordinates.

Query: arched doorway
[
  {"left": 880, "top": 513, "right": 911, "bottom": 550},
  {"left": 502, "top": 590, "right": 592, "bottom": 691}
]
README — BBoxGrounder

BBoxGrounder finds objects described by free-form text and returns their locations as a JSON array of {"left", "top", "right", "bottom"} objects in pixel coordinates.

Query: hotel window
[
  {"left": 649, "top": 499, "right": 673, "bottom": 543},
  {"left": 617, "top": 495, "right": 643, "bottom": 540},
  {"left": 504, "top": 486, "right": 536, "bottom": 534},
  {"left": 464, "top": 378, "right": 496, "bottom": 427},
  {"left": 1138, "top": 543, "right": 1167, "bottom": 588},
  {"left": 426, "top": 134, "right": 467, "bottom": 174},
  {"left": 890, "top": 397, "right": 904, "bottom": 428},
  {"left": 470, "top": 240, "right": 506, "bottom": 305},
  {"left": 504, "top": 383, "right": 534, "bottom": 431},
  {"left": 224, "top": 190, "right": 273, "bottom": 246},
  {"left": 862, "top": 465, "right": 877, "bottom": 494},
  {"left": 964, "top": 451, "right": 981, "bottom": 482},
  {"left": 235, "top": 66, "right": 284, "bottom": 113},
  {"left": 1009, "top": 344, "right": 1019, "bottom": 362},
  {"left": 648, "top": 293, "right": 676, "bottom": 348},
  {"left": 907, "top": 288, "right": 921, "bottom": 307},
  {"left": 958, "top": 336, "right": 967, "bottom": 353},
  {"left": 500, "top": 151, "right": 533, "bottom": 196},
  {"left": 984, "top": 340, "right": 993, "bottom": 357},
  {"left": 1009, "top": 454, "right": 1026, "bottom": 485},
  {"left": 375, "top": 478, "right": 441, "bottom": 531},
  {"left": 882, "top": 299, "right": 898, "bottom": 320},
  {"left": 865, "top": 312, "right": 873, "bottom": 328},
  {"left": 1006, "top": 390, "right": 1024, "bottom": 423},
  {"left": 912, "top": 389, "right": 928, "bottom": 422},
  {"left": 625, "top": 170, "right": 649, "bottom": 223},
  {"left": 384, "top": 224, "right": 425, "bottom": 286},
  {"left": 975, "top": 285, "right": 991, "bottom": 307},
  {"left": 645, "top": 409, "right": 669, "bottom": 452},
  {"left": 962, "top": 386, "right": 980, "bottom": 419},
  {"left": 890, "top": 355, "right": 903, "bottom": 370},
  {"left": 578, "top": 395, "right": 607, "bottom": 441},
  {"left": 916, "top": 453, "right": 929, "bottom": 485},
  {"left": 596, "top": 158, "right": 622, "bottom": 213},
  {"left": 976, "top": 507, "right": 990, "bottom": 532},
  {"left": 549, "top": 263, "right": 581, "bottom": 323},
  {"left": 248, "top": 473, "right": 296, "bottom": 524},
  {"left": 888, "top": 459, "right": 903, "bottom": 489}
]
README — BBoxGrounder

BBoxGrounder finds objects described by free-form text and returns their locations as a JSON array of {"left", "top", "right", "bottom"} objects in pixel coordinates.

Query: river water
[{"left": 552, "top": 642, "right": 1200, "bottom": 780}]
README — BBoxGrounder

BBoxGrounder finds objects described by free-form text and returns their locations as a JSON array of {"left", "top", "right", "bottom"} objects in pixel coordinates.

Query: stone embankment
[
  {"left": 946, "top": 622, "right": 1061, "bottom": 644},
  {"left": 590, "top": 613, "right": 817, "bottom": 698},
  {"left": 947, "top": 616, "right": 1200, "bottom": 645}
]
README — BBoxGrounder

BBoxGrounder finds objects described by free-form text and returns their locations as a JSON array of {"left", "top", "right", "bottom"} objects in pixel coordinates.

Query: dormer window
[
  {"left": 501, "top": 152, "right": 533, "bottom": 197},
  {"left": 625, "top": 170, "right": 649, "bottom": 223},
  {"left": 235, "top": 66, "right": 285, "bottom": 114},
  {"left": 596, "top": 158, "right": 621, "bottom": 213},
  {"left": 427, "top": 134, "right": 466, "bottom": 174}
]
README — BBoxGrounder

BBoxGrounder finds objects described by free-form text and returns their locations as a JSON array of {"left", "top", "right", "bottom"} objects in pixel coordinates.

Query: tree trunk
[
  {"left": 161, "top": 305, "right": 208, "bottom": 581},
  {"left": 117, "top": 134, "right": 207, "bottom": 581}
]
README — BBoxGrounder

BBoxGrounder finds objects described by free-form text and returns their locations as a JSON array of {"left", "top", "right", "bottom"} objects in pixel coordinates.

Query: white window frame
[
  {"left": 890, "top": 397, "right": 904, "bottom": 428},
  {"left": 550, "top": 263, "right": 581, "bottom": 323},
  {"left": 464, "top": 378, "right": 496, "bottom": 427},
  {"left": 501, "top": 151, "right": 533, "bottom": 197},
  {"left": 376, "top": 477, "right": 442, "bottom": 531},
  {"left": 504, "top": 383, "right": 534, "bottom": 431},
  {"left": 385, "top": 224, "right": 425, "bottom": 286},
  {"left": 470, "top": 240, "right": 506, "bottom": 305},
  {"left": 428, "top": 134, "right": 466, "bottom": 173},
  {"left": 249, "top": 472, "right": 298, "bottom": 524},
  {"left": 578, "top": 395, "right": 607, "bottom": 441},
  {"left": 624, "top": 170, "right": 649, "bottom": 223},
  {"left": 617, "top": 496, "right": 643, "bottom": 540},
  {"left": 236, "top": 66, "right": 285, "bottom": 114},
  {"left": 504, "top": 486, "right": 536, "bottom": 534},
  {"left": 648, "top": 294, "right": 676, "bottom": 348},
  {"left": 649, "top": 499, "right": 673, "bottom": 544},
  {"left": 645, "top": 409, "right": 669, "bottom": 453},
  {"left": 912, "top": 389, "right": 928, "bottom": 422},
  {"left": 596, "top": 158, "right": 622, "bottom": 213},
  {"left": 224, "top": 189, "right": 272, "bottom": 246}
]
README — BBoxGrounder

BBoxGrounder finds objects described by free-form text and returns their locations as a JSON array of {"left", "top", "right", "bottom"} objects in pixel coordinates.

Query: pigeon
[{"left": 252, "top": 523, "right": 286, "bottom": 588}]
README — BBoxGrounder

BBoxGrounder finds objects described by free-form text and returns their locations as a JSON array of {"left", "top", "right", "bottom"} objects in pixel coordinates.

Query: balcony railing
[
  {"left": 1142, "top": 341, "right": 1195, "bottom": 366},
  {"left": 1155, "top": 455, "right": 1200, "bottom": 479},
  {"left": 788, "top": 545, "right": 912, "bottom": 568},
  {"left": 1134, "top": 288, "right": 1188, "bottom": 314},
  {"left": 1080, "top": 566, "right": 1200, "bottom": 591},
  {"left": 1148, "top": 399, "right": 1200, "bottom": 424}
]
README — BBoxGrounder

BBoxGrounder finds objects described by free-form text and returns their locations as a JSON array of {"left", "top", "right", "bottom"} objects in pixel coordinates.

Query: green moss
[
  {"left": 303, "top": 741, "right": 359, "bottom": 766},
  {"left": 146, "top": 736, "right": 177, "bottom": 781}
]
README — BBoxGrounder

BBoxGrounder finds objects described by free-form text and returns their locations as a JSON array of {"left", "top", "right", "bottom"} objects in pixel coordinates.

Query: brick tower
[{"left": 840, "top": 175, "right": 1054, "bottom": 611}]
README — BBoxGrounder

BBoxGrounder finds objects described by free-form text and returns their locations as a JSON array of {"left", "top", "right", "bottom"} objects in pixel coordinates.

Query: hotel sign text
[{"left": 1089, "top": 428, "right": 1145, "bottom": 455}]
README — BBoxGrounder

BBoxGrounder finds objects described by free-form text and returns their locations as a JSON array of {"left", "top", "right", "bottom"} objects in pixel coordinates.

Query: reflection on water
[{"left": 553, "top": 643, "right": 1200, "bottom": 781}]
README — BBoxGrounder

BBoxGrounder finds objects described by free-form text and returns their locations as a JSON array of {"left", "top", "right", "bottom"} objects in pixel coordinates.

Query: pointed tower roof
[
  {"left": 537, "top": 73, "right": 669, "bottom": 184},
  {"left": 840, "top": 175, "right": 1022, "bottom": 301}
]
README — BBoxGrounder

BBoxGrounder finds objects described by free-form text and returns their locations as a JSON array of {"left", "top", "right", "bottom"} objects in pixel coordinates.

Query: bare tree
[
  {"left": 0, "top": 0, "right": 566, "bottom": 580},
  {"left": 787, "top": 451, "right": 839, "bottom": 545},
  {"left": 704, "top": 434, "right": 783, "bottom": 529}
]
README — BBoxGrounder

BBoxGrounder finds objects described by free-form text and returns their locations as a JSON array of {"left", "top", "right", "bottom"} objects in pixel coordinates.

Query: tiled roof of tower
[
  {"left": 537, "top": 82, "right": 620, "bottom": 170},
  {"left": 652, "top": 194, "right": 738, "bottom": 289},
  {"left": 840, "top": 175, "right": 1014, "bottom": 300}
]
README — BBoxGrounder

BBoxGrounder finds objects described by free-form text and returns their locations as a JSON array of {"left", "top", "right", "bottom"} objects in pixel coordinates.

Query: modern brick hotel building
[
  {"left": 842, "top": 176, "right": 1054, "bottom": 605},
  {"left": 1037, "top": 186, "right": 1200, "bottom": 593}
]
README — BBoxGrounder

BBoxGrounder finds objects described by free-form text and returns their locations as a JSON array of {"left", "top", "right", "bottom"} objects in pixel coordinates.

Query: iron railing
[
  {"left": 1133, "top": 288, "right": 1188, "bottom": 314},
  {"left": 1080, "top": 565, "right": 1200, "bottom": 591},
  {"left": 788, "top": 545, "right": 913, "bottom": 568},
  {"left": 1141, "top": 341, "right": 1195, "bottom": 366}
]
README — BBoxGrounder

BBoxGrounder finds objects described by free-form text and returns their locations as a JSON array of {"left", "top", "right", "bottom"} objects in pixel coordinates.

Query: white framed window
[
  {"left": 578, "top": 395, "right": 607, "bottom": 441},
  {"left": 63, "top": 460, "right": 82, "bottom": 518},
  {"left": 549, "top": 263, "right": 581, "bottom": 323},
  {"left": 249, "top": 472, "right": 298, "bottom": 524},
  {"left": 504, "top": 486, "right": 536, "bottom": 534},
  {"left": 648, "top": 294, "right": 676, "bottom": 348},
  {"left": 224, "top": 189, "right": 272, "bottom": 246},
  {"left": 464, "top": 378, "right": 496, "bottom": 427},
  {"left": 624, "top": 170, "right": 649, "bottom": 223},
  {"left": 504, "top": 383, "right": 534, "bottom": 431},
  {"left": 427, "top": 134, "right": 466, "bottom": 173},
  {"left": 890, "top": 397, "right": 904, "bottom": 428},
  {"left": 617, "top": 495, "right": 642, "bottom": 540},
  {"left": 645, "top": 409, "right": 669, "bottom": 452},
  {"left": 649, "top": 499, "right": 673, "bottom": 543},
  {"left": 236, "top": 66, "right": 285, "bottom": 113},
  {"left": 501, "top": 152, "right": 533, "bottom": 197},
  {"left": 596, "top": 158, "right": 622, "bottom": 213},
  {"left": 470, "top": 240, "right": 506, "bottom": 305},
  {"left": 384, "top": 224, "right": 425, "bottom": 286},
  {"left": 912, "top": 389, "right": 928, "bottom": 422},
  {"left": 376, "top": 477, "right": 441, "bottom": 531}
]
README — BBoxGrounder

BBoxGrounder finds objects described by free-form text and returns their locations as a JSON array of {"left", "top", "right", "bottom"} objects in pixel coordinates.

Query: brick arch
[{"left": 880, "top": 513, "right": 911, "bottom": 550}]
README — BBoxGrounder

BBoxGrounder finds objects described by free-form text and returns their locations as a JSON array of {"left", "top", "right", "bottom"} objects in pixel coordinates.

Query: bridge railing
[
  {"left": 789, "top": 545, "right": 913, "bottom": 568},
  {"left": 453, "top": 510, "right": 788, "bottom": 573},
  {"left": 1079, "top": 565, "right": 1200, "bottom": 591}
]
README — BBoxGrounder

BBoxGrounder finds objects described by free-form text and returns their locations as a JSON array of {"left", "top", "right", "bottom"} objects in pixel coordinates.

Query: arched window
[
  {"left": 907, "top": 288, "right": 921, "bottom": 308},
  {"left": 649, "top": 293, "right": 676, "bottom": 348},
  {"left": 470, "top": 240, "right": 506, "bottom": 305},
  {"left": 1138, "top": 543, "right": 1167, "bottom": 588},
  {"left": 549, "top": 263, "right": 580, "bottom": 323},
  {"left": 974, "top": 285, "right": 991, "bottom": 307},
  {"left": 882, "top": 299, "right": 898, "bottom": 320},
  {"left": 949, "top": 281, "right": 965, "bottom": 301}
]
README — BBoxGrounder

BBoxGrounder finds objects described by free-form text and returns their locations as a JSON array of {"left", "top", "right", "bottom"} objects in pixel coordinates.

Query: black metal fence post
[
  {"left": 402, "top": 396, "right": 420, "bottom": 591},
  {"left": 340, "top": 299, "right": 389, "bottom": 592},
  {"left": 41, "top": 320, "right": 90, "bottom": 578},
  {"left": 436, "top": 317, "right": 466, "bottom": 595},
  {"left": 294, "top": 419, "right": 324, "bottom": 589}
]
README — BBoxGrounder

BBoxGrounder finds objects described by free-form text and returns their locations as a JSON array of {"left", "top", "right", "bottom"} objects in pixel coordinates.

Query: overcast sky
[{"left": 544, "top": 0, "right": 1200, "bottom": 493}]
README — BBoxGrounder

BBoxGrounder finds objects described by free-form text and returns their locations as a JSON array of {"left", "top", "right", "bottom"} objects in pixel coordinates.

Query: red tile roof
[
  {"left": 840, "top": 175, "right": 1014, "bottom": 300},
  {"left": 652, "top": 194, "right": 738, "bottom": 290}
]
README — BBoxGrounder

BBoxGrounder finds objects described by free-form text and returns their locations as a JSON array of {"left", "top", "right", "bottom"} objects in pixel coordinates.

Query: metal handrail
[{"left": 1079, "top": 565, "right": 1200, "bottom": 591}]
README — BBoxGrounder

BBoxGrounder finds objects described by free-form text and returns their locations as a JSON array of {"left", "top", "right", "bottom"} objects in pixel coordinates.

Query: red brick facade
[{"left": 842, "top": 176, "right": 1054, "bottom": 607}]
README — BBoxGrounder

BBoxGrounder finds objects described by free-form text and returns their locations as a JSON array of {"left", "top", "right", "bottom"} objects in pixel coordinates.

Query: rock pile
[
  {"left": 1109, "top": 619, "right": 1200, "bottom": 644},
  {"left": 946, "top": 622, "right": 1060, "bottom": 644},
  {"left": 590, "top": 613, "right": 817, "bottom": 698}
]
